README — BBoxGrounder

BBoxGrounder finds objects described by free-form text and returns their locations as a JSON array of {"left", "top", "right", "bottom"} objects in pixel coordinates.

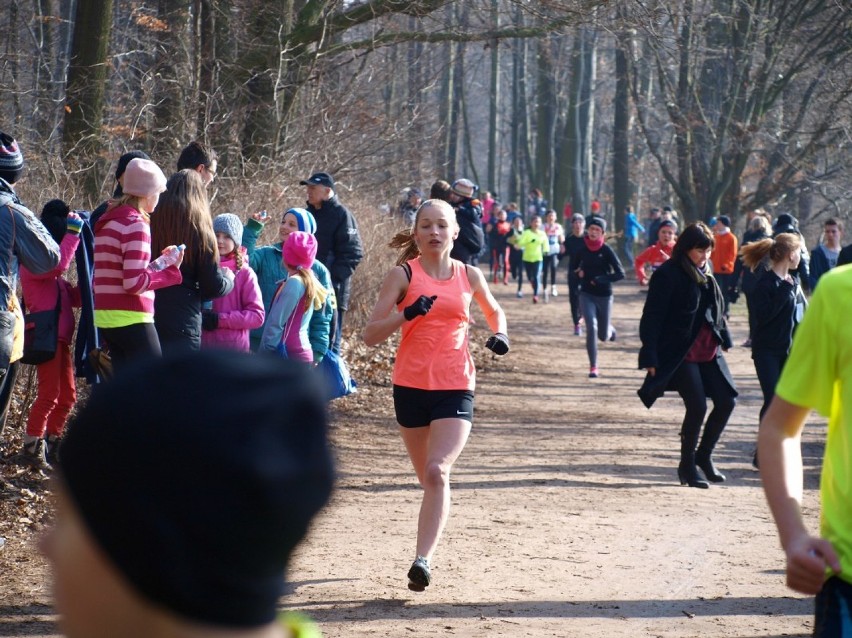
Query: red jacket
[
  {"left": 712, "top": 231, "right": 738, "bottom": 275},
  {"left": 634, "top": 242, "right": 673, "bottom": 285}
]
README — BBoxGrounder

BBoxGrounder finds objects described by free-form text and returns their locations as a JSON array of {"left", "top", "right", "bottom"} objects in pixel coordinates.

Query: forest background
[{"left": 2, "top": 0, "right": 851, "bottom": 237}]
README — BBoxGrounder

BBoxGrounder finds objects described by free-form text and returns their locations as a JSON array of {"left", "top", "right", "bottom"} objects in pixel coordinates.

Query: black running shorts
[{"left": 392, "top": 385, "right": 475, "bottom": 428}]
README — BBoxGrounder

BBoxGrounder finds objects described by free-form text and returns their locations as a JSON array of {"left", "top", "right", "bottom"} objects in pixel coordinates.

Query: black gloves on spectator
[
  {"left": 485, "top": 332, "right": 510, "bottom": 355},
  {"left": 403, "top": 295, "right": 437, "bottom": 321},
  {"left": 201, "top": 311, "right": 219, "bottom": 331}
]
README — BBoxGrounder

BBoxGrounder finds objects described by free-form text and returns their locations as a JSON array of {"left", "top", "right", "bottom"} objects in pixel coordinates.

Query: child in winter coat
[
  {"left": 259, "top": 232, "right": 328, "bottom": 363},
  {"left": 18, "top": 200, "right": 83, "bottom": 468},
  {"left": 93, "top": 158, "right": 182, "bottom": 370},
  {"left": 243, "top": 208, "right": 335, "bottom": 361},
  {"left": 201, "top": 214, "right": 265, "bottom": 352}
]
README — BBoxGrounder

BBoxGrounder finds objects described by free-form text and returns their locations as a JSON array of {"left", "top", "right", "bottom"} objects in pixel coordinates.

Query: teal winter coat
[{"left": 243, "top": 218, "right": 336, "bottom": 360}]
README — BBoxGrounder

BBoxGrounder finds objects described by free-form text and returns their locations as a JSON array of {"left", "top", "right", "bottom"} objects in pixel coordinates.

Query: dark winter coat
[
  {"left": 154, "top": 251, "right": 234, "bottom": 354},
  {"left": 307, "top": 196, "right": 363, "bottom": 310},
  {"left": 450, "top": 199, "right": 485, "bottom": 264},
  {"left": 637, "top": 257, "right": 735, "bottom": 408},
  {"left": 569, "top": 243, "right": 625, "bottom": 297},
  {"left": 750, "top": 269, "right": 806, "bottom": 356}
]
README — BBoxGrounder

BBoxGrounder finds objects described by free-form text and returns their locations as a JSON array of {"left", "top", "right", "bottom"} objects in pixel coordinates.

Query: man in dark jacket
[
  {"left": 448, "top": 178, "right": 485, "bottom": 265},
  {"left": 301, "top": 172, "right": 363, "bottom": 353},
  {"left": 0, "top": 131, "right": 61, "bottom": 456}
]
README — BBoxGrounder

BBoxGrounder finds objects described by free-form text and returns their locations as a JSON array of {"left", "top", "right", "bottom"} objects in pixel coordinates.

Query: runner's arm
[
  {"left": 362, "top": 266, "right": 410, "bottom": 346},
  {"left": 468, "top": 265, "right": 507, "bottom": 335},
  {"left": 758, "top": 396, "right": 841, "bottom": 594}
]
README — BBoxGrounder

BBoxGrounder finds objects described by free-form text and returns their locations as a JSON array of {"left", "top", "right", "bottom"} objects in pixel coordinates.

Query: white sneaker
[{"left": 551, "top": 286, "right": 558, "bottom": 297}]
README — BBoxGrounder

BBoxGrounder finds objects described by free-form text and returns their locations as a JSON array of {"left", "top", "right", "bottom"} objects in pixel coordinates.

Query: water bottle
[{"left": 150, "top": 244, "right": 185, "bottom": 271}]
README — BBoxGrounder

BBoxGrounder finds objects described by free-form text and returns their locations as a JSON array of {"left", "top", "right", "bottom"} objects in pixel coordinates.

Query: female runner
[{"left": 363, "top": 199, "right": 509, "bottom": 591}]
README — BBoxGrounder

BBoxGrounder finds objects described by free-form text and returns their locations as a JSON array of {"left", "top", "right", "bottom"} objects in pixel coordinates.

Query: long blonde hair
[
  {"left": 107, "top": 194, "right": 151, "bottom": 221},
  {"left": 291, "top": 268, "right": 328, "bottom": 312},
  {"left": 740, "top": 233, "right": 801, "bottom": 271},
  {"left": 389, "top": 199, "right": 458, "bottom": 266}
]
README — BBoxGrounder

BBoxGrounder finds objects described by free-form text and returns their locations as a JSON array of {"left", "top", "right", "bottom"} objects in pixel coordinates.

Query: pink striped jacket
[{"left": 93, "top": 204, "right": 181, "bottom": 314}]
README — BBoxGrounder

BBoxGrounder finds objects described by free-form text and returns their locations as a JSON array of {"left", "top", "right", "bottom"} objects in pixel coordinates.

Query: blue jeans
[{"left": 815, "top": 576, "right": 852, "bottom": 637}]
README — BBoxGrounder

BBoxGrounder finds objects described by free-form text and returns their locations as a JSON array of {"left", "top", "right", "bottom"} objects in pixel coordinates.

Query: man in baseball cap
[{"left": 301, "top": 171, "right": 362, "bottom": 354}]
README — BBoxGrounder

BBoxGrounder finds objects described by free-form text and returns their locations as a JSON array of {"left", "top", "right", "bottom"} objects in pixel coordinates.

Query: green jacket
[{"left": 243, "top": 219, "right": 336, "bottom": 360}]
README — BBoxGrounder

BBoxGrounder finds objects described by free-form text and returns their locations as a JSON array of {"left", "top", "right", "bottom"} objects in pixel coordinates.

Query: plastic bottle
[{"left": 150, "top": 244, "right": 185, "bottom": 271}]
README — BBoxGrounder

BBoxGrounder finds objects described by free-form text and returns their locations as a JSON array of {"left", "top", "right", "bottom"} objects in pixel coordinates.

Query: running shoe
[
  {"left": 551, "top": 286, "right": 558, "bottom": 297},
  {"left": 407, "top": 556, "right": 431, "bottom": 591},
  {"left": 516, "top": 290, "right": 523, "bottom": 298},
  {"left": 742, "top": 338, "right": 752, "bottom": 348},
  {"left": 574, "top": 324, "right": 581, "bottom": 336},
  {"left": 533, "top": 295, "right": 539, "bottom": 304},
  {"left": 589, "top": 367, "right": 599, "bottom": 378},
  {"left": 609, "top": 328, "right": 617, "bottom": 342}
]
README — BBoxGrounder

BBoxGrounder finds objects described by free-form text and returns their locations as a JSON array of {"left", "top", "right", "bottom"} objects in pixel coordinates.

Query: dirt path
[{"left": 0, "top": 276, "right": 824, "bottom": 637}]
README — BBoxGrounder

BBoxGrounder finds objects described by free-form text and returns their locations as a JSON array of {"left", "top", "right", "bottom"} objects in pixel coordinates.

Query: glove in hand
[
  {"left": 403, "top": 295, "right": 437, "bottom": 321},
  {"left": 66, "top": 213, "right": 84, "bottom": 235},
  {"left": 201, "top": 311, "right": 219, "bottom": 331},
  {"left": 485, "top": 332, "right": 510, "bottom": 355}
]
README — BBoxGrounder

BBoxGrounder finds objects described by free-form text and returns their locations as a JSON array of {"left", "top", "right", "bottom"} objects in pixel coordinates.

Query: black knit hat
[
  {"left": 587, "top": 216, "right": 607, "bottom": 232},
  {"left": 113, "top": 150, "right": 151, "bottom": 197},
  {"left": 0, "top": 132, "right": 24, "bottom": 184},
  {"left": 57, "top": 350, "right": 334, "bottom": 628},
  {"left": 40, "top": 199, "right": 71, "bottom": 244}
]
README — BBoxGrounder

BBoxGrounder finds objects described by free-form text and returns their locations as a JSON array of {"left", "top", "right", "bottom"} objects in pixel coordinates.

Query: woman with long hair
[
  {"left": 363, "top": 199, "right": 509, "bottom": 592},
  {"left": 741, "top": 233, "right": 806, "bottom": 467},
  {"left": 638, "top": 222, "right": 737, "bottom": 489},
  {"left": 150, "top": 169, "right": 233, "bottom": 353}
]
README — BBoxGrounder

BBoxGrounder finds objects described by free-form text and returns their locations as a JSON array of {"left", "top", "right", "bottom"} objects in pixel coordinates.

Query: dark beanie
[
  {"left": 0, "top": 132, "right": 24, "bottom": 184},
  {"left": 57, "top": 350, "right": 334, "bottom": 628},
  {"left": 113, "top": 150, "right": 151, "bottom": 197},
  {"left": 717, "top": 215, "right": 731, "bottom": 227},
  {"left": 588, "top": 216, "right": 607, "bottom": 232},
  {"left": 40, "top": 199, "right": 70, "bottom": 244}
]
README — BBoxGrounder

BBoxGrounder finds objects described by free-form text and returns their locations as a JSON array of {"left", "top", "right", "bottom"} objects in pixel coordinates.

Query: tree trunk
[
  {"left": 612, "top": 24, "right": 633, "bottom": 233},
  {"left": 535, "top": 38, "right": 557, "bottom": 207},
  {"left": 63, "top": 0, "right": 114, "bottom": 204},
  {"left": 487, "top": 0, "right": 499, "bottom": 194}
]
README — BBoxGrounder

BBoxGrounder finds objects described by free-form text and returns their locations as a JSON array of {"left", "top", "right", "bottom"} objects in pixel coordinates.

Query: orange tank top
[{"left": 393, "top": 258, "right": 475, "bottom": 391}]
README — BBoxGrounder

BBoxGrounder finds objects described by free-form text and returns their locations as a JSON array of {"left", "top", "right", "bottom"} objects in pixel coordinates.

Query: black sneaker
[
  {"left": 15, "top": 440, "right": 51, "bottom": 471},
  {"left": 45, "top": 436, "right": 61, "bottom": 466},
  {"left": 407, "top": 556, "right": 431, "bottom": 592}
]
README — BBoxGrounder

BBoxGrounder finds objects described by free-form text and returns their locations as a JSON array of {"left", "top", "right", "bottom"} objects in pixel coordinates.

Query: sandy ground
[{"left": 0, "top": 274, "right": 825, "bottom": 637}]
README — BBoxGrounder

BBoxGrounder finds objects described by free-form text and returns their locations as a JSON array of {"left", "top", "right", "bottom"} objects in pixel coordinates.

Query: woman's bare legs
[{"left": 400, "top": 418, "right": 472, "bottom": 561}]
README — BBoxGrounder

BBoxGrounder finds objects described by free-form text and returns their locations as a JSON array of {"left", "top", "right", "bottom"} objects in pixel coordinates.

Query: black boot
[
  {"left": 678, "top": 422, "right": 708, "bottom": 488},
  {"left": 695, "top": 409, "right": 731, "bottom": 483},
  {"left": 678, "top": 457, "right": 709, "bottom": 489}
]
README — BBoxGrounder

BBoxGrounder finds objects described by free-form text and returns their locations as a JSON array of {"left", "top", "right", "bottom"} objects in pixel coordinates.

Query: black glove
[
  {"left": 485, "top": 332, "right": 510, "bottom": 355},
  {"left": 403, "top": 295, "right": 437, "bottom": 321},
  {"left": 201, "top": 311, "right": 219, "bottom": 331}
]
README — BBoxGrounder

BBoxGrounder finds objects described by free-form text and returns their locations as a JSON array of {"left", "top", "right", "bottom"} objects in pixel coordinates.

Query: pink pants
[{"left": 26, "top": 343, "right": 77, "bottom": 438}]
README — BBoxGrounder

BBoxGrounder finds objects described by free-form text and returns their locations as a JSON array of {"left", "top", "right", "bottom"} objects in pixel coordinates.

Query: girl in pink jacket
[
  {"left": 201, "top": 214, "right": 264, "bottom": 352},
  {"left": 18, "top": 200, "right": 83, "bottom": 468}
]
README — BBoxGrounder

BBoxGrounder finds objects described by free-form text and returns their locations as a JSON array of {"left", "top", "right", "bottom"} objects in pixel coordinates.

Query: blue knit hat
[
  {"left": 214, "top": 213, "right": 244, "bottom": 246},
  {"left": 283, "top": 207, "right": 317, "bottom": 234}
]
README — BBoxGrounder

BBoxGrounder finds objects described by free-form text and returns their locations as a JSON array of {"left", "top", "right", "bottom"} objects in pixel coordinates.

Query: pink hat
[
  {"left": 282, "top": 231, "right": 317, "bottom": 270},
  {"left": 122, "top": 158, "right": 167, "bottom": 198}
]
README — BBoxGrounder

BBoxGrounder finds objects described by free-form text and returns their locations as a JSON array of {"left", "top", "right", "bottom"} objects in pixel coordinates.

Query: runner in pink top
[{"left": 363, "top": 199, "right": 509, "bottom": 593}]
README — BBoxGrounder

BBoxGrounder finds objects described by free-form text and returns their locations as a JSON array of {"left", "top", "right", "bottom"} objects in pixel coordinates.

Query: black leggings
[
  {"left": 541, "top": 254, "right": 559, "bottom": 289},
  {"left": 101, "top": 323, "right": 162, "bottom": 372},
  {"left": 752, "top": 349, "right": 787, "bottom": 421},
  {"left": 669, "top": 360, "right": 737, "bottom": 458}
]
